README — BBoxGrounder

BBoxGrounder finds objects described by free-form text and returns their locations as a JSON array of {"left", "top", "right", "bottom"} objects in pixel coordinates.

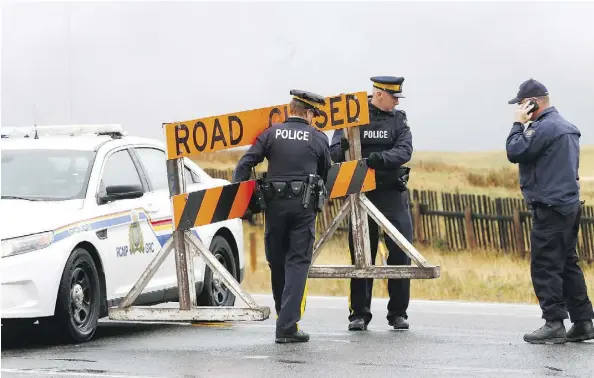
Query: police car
[{"left": 1, "top": 124, "right": 245, "bottom": 343}]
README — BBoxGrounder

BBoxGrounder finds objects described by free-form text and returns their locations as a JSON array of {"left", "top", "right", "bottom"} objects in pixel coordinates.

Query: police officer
[
  {"left": 330, "top": 76, "right": 414, "bottom": 331},
  {"left": 506, "top": 78, "right": 594, "bottom": 344},
  {"left": 232, "top": 89, "right": 331, "bottom": 344}
]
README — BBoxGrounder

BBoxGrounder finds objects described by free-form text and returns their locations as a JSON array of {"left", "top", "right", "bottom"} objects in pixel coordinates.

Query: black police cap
[
  {"left": 508, "top": 78, "right": 549, "bottom": 104},
  {"left": 371, "top": 76, "right": 405, "bottom": 98},
  {"left": 290, "top": 89, "right": 326, "bottom": 115}
]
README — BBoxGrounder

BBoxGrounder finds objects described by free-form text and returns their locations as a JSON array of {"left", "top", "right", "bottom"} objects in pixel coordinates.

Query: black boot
[
  {"left": 389, "top": 316, "right": 409, "bottom": 330},
  {"left": 348, "top": 318, "right": 367, "bottom": 331},
  {"left": 275, "top": 329, "right": 310, "bottom": 344},
  {"left": 523, "top": 320, "right": 567, "bottom": 344},
  {"left": 566, "top": 320, "right": 594, "bottom": 342}
]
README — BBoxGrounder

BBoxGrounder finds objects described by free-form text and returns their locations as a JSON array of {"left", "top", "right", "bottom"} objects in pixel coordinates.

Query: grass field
[
  {"left": 194, "top": 145, "right": 594, "bottom": 203},
  {"left": 196, "top": 146, "right": 594, "bottom": 303},
  {"left": 239, "top": 224, "right": 594, "bottom": 305}
]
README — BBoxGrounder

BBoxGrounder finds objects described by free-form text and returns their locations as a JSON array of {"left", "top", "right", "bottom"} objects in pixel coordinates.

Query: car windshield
[{"left": 1, "top": 149, "right": 96, "bottom": 201}]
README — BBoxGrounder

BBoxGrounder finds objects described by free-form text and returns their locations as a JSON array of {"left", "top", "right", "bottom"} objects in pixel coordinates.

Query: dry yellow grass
[
  {"left": 194, "top": 146, "right": 594, "bottom": 303},
  {"left": 405, "top": 146, "right": 594, "bottom": 202},
  {"left": 194, "top": 145, "right": 594, "bottom": 203},
  {"left": 239, "top": 224, "right": 594, "bottom": 304}
]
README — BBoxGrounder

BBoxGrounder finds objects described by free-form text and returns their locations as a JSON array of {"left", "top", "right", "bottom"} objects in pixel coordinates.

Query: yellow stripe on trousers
[{"left": 297, "top": 279, "right": 309, "bottom": 331}]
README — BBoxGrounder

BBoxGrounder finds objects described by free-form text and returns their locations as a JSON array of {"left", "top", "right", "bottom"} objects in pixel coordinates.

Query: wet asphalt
[{"left": 2, "top": 294, "right": 593, "bottom": 378}]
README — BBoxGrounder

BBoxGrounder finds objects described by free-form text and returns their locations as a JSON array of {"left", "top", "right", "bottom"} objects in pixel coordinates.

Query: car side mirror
[{"left": 98, "top": 185, "right": 144, "bottom": 204}]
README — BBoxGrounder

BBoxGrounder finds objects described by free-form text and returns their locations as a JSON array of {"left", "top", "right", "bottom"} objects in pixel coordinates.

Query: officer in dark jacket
[
  {"left": 506, "top": 78, "right": 594, "bottom": 344},
  {"left": 232, "top": 89, "right": 331, "bottom": 344},
  {"left": 330, "top": 76, "right": 414, "bottom": 331}
]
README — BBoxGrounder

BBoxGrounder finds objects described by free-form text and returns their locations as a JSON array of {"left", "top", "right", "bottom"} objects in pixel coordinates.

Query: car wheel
[
  {"left": 197, "top": 236, "right": 238, "bottom": 307},
  {"left": 44, "top": 247, "right": 101, "bottom": 343}
]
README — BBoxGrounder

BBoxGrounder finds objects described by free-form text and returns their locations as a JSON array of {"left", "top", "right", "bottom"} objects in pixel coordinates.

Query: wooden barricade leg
[
  {"left": 346, "top": 126, "right": 372, "bottom": 267},
  {"left": 309, "top": 114, "right": 440, "bottom": 281},
  {"left": 168, "top": 157, "right": 195, "bottom": 310},
  {"left": 312, "top": 199, "right": 350, "bottom": 263},
  {"left": 108, "top": 156, "right": 270, "bottom": 322},
  {"left": 116, "top": 237, "right": 174, "bottom": 309},
  {"left": 359, "top": 195, "right": 430, "bottom": 268},
  {"left": 185, "top": 232, "right": 263, "bottom": 310}
]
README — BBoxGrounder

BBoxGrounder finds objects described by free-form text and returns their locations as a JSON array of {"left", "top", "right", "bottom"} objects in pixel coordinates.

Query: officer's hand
[
  {"left": 340, "top": 137, "right": 350, "bottom": 151},
  {"left": 366, "top": 152, "right": 384, "bottom": 169},
  {"left": 515, "top": 101, "right": 534, "bottom": 124}
]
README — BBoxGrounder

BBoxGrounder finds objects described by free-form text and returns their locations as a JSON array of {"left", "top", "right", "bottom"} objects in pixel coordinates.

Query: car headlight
[{"left": 1, "top": 231, "right": 54, "bottom": 258}]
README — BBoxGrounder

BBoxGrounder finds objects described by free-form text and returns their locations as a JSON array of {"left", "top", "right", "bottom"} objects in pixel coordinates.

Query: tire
[
  {"left": 197, "top": 236, "right": 238, "bottom": 307},
  {"left": 43, "top": 247, "right": 101, "bottom": 343}
]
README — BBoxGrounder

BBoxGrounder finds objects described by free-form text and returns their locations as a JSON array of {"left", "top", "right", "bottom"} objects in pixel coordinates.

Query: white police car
[{"left": 1, "top": 124, "right": 245, "bottom": 343}]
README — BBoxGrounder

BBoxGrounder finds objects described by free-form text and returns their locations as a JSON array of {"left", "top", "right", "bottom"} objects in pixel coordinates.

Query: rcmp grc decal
[
  {"left": 129, "top": 210, "right": 144, "bottom": 254},
  {"left": 116, "top": 211, "right": 155, "bottom": 258}
]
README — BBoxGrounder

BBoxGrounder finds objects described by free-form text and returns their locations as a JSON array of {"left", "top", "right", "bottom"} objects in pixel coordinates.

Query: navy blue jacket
[
  {"left": 506, "top": 107, "right": 581, "bottom": 207},
  {"left": 330, "top": 102, "right": 413, "bottom": 189}
]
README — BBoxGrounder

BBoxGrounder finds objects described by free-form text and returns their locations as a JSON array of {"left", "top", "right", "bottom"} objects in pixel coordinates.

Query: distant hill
[{"left": 192, "top": 145, "right": 594, "bottom": 203}]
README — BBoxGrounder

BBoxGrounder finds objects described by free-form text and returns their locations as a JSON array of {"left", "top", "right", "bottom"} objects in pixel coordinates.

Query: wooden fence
[{"left": 204, "top": 168, "right": 594, "bottom": 262}]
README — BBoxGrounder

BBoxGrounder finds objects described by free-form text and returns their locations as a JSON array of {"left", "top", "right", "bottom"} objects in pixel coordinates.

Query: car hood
[{"left": 0, "top": 199, "right": 85, "bottom": 240}]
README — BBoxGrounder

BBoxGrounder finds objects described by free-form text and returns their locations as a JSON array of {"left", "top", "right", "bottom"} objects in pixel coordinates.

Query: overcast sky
[{"left": 2, "top": 1, "right": 593, "bottom": 151}]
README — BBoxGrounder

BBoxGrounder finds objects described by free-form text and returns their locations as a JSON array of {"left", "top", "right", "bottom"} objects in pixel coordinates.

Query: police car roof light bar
[{"left": 0, "top": 124, "right": 125, "bottom": 139}]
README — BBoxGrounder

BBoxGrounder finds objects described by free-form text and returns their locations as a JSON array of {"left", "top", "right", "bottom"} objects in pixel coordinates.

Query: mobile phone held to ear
[{"left": 527, "top": 99, "right": 539, "bottom": 114}]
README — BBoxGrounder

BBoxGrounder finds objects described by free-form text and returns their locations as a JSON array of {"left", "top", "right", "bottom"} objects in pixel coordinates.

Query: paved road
[{"left": 2, "top": 295, "right": 593, "bottom": 378}]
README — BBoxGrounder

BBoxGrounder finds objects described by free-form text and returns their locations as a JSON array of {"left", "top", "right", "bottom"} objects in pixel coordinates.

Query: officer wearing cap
[
  {"left": 506, "top": 78, "right": 594, "bottom": 344},
  {"left": 232, "top": 89, "right": 331, "bottom": 344},
  {"left": 330, "top": 76, "right": 414, "bottom": 332}
]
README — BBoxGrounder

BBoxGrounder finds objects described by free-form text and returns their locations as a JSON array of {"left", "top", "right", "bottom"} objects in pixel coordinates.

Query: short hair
[
  {"left": 372, "top": 86, "right": 390, "bottom": 98},
  {"left": 289, "top": 99, "right": 310, "bottom": 118}
]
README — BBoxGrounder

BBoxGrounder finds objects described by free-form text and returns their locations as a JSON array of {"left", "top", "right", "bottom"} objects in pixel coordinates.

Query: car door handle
[{"left": 96, "top": 229, "right": 108, "bottom": 240}]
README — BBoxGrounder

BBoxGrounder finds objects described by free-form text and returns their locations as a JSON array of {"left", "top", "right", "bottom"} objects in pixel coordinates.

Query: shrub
[{"left": 466, "top": 167, "right": 519, "bottom": 189}]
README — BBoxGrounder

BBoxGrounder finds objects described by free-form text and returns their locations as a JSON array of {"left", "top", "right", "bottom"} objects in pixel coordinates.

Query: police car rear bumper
[{"left": 1, "top": 245, "right": 65, "bottom": 319}]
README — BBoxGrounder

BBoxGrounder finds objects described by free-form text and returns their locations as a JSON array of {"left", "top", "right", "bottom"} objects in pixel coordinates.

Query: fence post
[
  {"left": 249, "top": 231, "right": 257, "bottom": 273},
  {"left": 495, "top": 198, "right": 507, "bottom": 252},
  {"left": 512, "top": 207, "right": 525, "bottom": 257},
  {"left": 413, "top": 201, "right": 424, "bottom": 244},
  {"left": 464, "top": 205, "right": 477, "bottom": 250}
]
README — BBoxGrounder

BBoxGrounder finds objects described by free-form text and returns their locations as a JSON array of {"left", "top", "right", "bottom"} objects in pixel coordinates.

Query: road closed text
[{"left": 164, "top": 91, "right": 370, "bottom": 159}]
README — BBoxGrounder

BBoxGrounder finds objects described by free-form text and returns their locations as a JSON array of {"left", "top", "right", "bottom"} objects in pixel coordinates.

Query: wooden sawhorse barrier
[{"left": 108, "top": 90, "right": 439, "bottom": 323}]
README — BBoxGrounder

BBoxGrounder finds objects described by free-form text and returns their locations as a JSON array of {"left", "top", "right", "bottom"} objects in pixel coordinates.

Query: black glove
[
  {"left": 340, "top": 137, "right": 350, "bottom": 151},
  {"left": 394, "top": 166, "right": 411, "bottom": 191},
  {"left": 399, "top": 166, "right": 411, "bottom": 182},
  {"left": 366, "top": 152, "right": 384, "bottom": 169}
]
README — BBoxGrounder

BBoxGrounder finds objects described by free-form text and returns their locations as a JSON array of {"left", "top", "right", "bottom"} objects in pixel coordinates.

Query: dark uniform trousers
[
  {"left": 347, "top": 189, "right": 413, "bottom": 324},
  {"left": 264, "top": 195, "right": 317, "bottom": 335},
  {"left": 530, "top": 201, "right": 594, "bottom": 322}
]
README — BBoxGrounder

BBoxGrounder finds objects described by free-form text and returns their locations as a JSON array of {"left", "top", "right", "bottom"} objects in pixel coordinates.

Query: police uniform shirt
[
  {"left": 232, "top": 117, "right": 331, "bottom": 183},
  {"left": 330, "top": 102, "right": 413, "bottom": 185}
]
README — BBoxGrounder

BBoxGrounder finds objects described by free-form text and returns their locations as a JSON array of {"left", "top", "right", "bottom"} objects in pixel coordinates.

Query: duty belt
[
  {"left": 267, "top": 181, "right": 306, "bottom": 199},
  {"left": 529, "top": 201, "right": 552, "bottom": 209},
  {"left": 262, "top": 174, "right": 327, "bottom": 212}
]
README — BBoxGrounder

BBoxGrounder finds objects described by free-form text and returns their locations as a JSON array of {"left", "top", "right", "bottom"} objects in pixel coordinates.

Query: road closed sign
[{"left": 163, "top": 91, "right": 370, "bottom": 159}]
